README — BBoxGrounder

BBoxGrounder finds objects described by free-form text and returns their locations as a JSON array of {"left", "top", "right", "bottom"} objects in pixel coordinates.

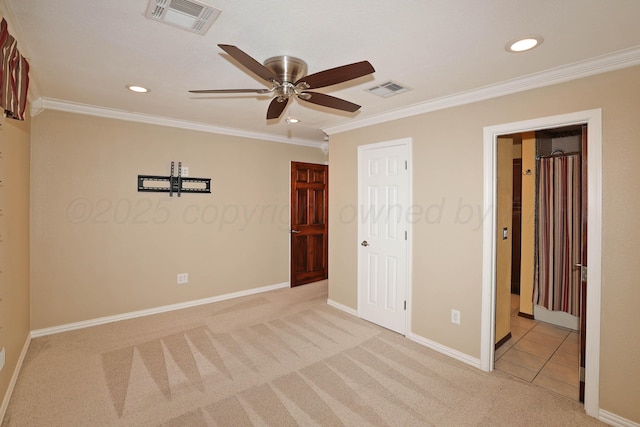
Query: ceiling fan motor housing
[{"left": 264, "top": 55, "right": 308, "bottom": 83}]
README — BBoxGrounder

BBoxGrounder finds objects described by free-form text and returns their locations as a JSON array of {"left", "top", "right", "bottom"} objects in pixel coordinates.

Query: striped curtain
[
  {"left": 533, "top": 154, "right": 582, "bottom": 316},
  {"left": 0, "top": 18, "right": 30, "bottom": 120}
]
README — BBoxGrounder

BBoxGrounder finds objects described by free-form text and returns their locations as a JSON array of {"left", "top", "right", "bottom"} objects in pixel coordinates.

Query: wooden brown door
[
  {"left": 511, "top": 158, "right": 523, "bottom": 295},
  {"left": 290, "top": 162, "right": 328, "bottom": 287}
]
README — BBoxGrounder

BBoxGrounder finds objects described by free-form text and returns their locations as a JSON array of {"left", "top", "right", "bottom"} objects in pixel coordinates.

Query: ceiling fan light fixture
[{"left": 506, "top": 36, "right": 543, "bottom": 53}]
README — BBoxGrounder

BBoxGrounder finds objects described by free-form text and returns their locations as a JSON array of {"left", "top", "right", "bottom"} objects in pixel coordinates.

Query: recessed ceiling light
[
  {"left": 127, "top": 85, "right": 149, "bottom": 93},
  {"left": 506, "top": 36, "right": 543, "bottom": 53}
]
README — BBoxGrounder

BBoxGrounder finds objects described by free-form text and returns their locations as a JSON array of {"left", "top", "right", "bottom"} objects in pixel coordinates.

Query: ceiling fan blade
[
  {"left": 296, "top": 61, "right": 375, "bottom": 89},
  {"left": 267, "top": 97, "right": 290, "bottom": 119},
  {"left": 299, "top": 92, "right": 361, "bottom": 112},
  {"left": 189, "top": 88, "right": 271, "bottom": 94},
  {"left": 218, "top": 44, "right": 281, "bottom": 84}
]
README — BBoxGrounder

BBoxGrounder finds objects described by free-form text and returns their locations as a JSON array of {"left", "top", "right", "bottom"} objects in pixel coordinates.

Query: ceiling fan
[{"left": 190, "top": 44, "right": 375, "bottom": 120}]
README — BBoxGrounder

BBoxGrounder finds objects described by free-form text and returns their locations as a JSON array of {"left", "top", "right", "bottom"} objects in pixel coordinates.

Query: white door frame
[
  {"left": 481, "top": 109, "right": 602, "bottom": 417},
  {"left": 357, "top": 137, "right": 412, "bottom": 335}
]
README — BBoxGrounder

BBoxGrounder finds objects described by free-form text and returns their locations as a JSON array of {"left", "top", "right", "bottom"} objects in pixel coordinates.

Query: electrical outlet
[
  {"left": 181, "top": 166, "right": 189, "bottom": 177},
  {"left": 177, "top": 273, "right": 188, "bottom": 284},
  {"left": 451, "top": 309, "right": 461, "bottom": 325}
]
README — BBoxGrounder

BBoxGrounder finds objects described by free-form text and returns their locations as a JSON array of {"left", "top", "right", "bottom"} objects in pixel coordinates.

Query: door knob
[
  {"left": 361, "top": 240, "right": 369, "bottom": 246},
  {"left": 290, "top": 229, "right": 301, "bottom": 234}
]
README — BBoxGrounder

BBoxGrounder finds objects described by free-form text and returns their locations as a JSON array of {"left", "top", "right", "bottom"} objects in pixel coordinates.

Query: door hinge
[
  {"left": 405, "top": 160, "right": 408, "bottom": 170},
  {"left": 404, "top": 301, "right": 407, "bottom": 310},
  {"left": 405, "top": 230, "right": 407, "bottom": 240}
]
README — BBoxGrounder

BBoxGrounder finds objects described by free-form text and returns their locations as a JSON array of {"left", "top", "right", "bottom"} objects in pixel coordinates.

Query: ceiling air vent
[
  {"left": 367, "top": 81, "right": 410, "bottom": 98},
  {"left": 145, "top": 0, "right": 221, "bottom": 35}
]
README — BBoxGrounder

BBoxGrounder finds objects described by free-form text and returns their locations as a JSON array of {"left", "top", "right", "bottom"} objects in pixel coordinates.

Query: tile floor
[{"left": 494, "top": 294, "right": 580, "bottom": 400}]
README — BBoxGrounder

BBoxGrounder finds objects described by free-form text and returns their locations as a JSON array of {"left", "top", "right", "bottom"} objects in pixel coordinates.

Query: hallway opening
[
  {"left": 481, "top": 109, "right": 602, "bottom": 417},
  {"left": 494, "top": 125, "right": 585, "bottom": 401}
]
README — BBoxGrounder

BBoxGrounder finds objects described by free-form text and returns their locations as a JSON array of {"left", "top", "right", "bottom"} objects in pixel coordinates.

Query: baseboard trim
[
  {"left": 326, "top": 299, "right": 358, "bottom": 317},
  {"left": 495, "top": 332, "right": 512, "bottom": 350},
  {"left": 0, "top": 334, "right": 31, "bottom": 422},
  {"left": 407, "top": 332, "right": 482, "bottom": 370},
  {"left": 599, "top": 409, "right": 640, "bottom": 427},
  {"left": 324, "top": 301, "right": 482, "bottom": 370},
  {"left": 31, "top": 282, "right": 290, "bottom": 338}
]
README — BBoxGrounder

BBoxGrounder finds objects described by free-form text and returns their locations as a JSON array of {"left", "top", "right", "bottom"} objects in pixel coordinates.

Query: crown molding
[
  {"left": 33, "top": 97, "right": 324, "bottom": 149},
  {"left": 27, "top": 45, "right": 640, "bottom": 146},
  {"left": 323, "top": 46, "right": 640, "bottom": 136}
]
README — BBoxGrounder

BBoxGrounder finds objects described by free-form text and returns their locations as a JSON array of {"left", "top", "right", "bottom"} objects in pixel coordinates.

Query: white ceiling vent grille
[
  {"left": 145, "top": 0, "right": 221, "bottom": 35},
  {"left": 367, "top": 81, "right": 410, "bottom": 98}
]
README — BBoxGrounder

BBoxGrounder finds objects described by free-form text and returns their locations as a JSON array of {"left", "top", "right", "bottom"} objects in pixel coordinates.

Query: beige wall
[
  {"left": 30, "top": 110, "right": 326, "bottom": 329},
  {"left": 0, "top": 112, "right": 30, "bottom": 409},
  {"left": 328, "top": 65, "right": 640, "bottom": 422},
  {"left": 495, "top": 137, "right": 513, "bottom": 344}
]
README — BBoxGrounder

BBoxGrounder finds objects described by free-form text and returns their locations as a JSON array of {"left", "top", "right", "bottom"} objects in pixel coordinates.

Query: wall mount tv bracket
[{"left": 138, "top": 161, "right": 211, "bottom": 197}]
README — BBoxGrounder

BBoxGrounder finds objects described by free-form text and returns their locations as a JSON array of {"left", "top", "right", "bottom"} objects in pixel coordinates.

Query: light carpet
[{"left": 2, "top": 281, "right": 604, "bottom": 426}]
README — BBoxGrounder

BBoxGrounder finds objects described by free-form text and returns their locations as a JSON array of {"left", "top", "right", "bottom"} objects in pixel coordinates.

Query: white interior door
[{"left": 358, "top": 140, "right": 410, "bottom": 334}]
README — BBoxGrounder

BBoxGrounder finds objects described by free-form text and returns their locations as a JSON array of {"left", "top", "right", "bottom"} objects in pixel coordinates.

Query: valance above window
[{"left": 0, "top": 17, "right": 30, "bottom": 121}]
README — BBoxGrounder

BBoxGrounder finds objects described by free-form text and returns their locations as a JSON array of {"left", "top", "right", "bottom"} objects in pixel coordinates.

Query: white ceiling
[{"left": 3, "top": 0, "right": 640, "bottom": 144}]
